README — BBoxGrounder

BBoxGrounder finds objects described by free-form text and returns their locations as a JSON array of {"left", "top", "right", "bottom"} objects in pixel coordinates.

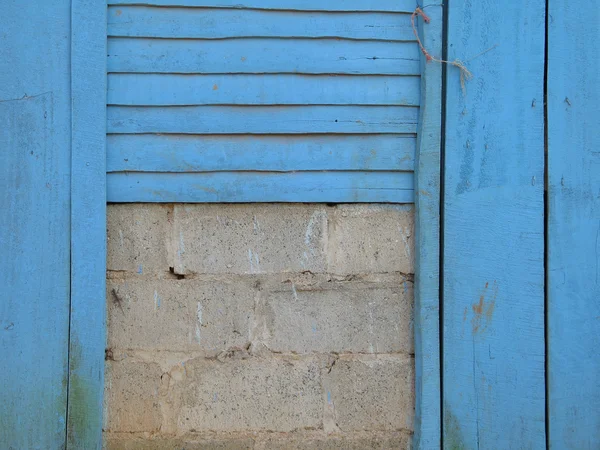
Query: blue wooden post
[
  {"left": 547, "top": 1, "right": 600, "bottom": 448},
  {"left": 443, "top": 1, "right": 546, "bottom": 448},
  {"left": 67, "top": 0, "right": 107, "bottom": 448},
  {"left": 0, "top": 2, "right": 72, "bottom": 448},
  {"left": 414, "top": 4, "right": 442, "bottom": 449}
]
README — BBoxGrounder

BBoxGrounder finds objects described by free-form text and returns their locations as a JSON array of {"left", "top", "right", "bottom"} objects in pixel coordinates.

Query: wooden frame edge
[
  {"left": 67, "top": 1, "right": 107, "bottom": 448},
  {"left": 413, "top": 3, "right": 443, "bottom": 449}
]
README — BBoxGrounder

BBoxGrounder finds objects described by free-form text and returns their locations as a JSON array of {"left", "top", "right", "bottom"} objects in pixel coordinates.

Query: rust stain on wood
[{"left": 471, "top": 281, "right": 497, "bottom": 334}]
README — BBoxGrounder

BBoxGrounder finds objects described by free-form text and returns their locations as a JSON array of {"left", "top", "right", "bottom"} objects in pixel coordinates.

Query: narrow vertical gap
[
  {"left": 439, "top": 0, "right": 449, "bottom": 448},
  {"left": 543, "top": 0, "right": 550, "bottom": 448}
]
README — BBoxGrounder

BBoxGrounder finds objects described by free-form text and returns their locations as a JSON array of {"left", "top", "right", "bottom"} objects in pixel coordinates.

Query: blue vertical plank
[
  {"left": 443, "top": 1, "right": 546, "bottom": 448},
  {"left": 67, "top": 1, "right": 107, "bottom": 448},
  {"left": 0, "top": 2, "right": 72, "bottom": 448},
  {"left": 414, "top": 4, "right": 442, "bottom": 449},
  {"left": 547, "top": 1, "right": 600, "bottom": 448}
]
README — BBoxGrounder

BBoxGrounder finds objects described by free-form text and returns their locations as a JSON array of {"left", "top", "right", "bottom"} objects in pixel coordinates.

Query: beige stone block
[
  {"left": 172, "top": 204, "right": 327, "bottom": 275},
  {"left": 328, "top": 205, "right": 414, "bottom": 275},
  {"left": 323, "top": 356, "right": 414, "bottom": 432}
]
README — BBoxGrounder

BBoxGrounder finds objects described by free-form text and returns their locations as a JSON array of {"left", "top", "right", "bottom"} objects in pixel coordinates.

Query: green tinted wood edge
[{"left": 67, "top": 1, "right": 107, "bottom": 448}]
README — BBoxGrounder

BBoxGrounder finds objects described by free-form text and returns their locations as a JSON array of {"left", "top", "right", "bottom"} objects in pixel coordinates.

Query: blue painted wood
[
  {"left": 67, "top": 1, "right": 106, "bottom": 448},
  {"left": 108, "top": 74, "right": 420, "bottom": 106},
  {"left": 107, "top": 0, "right": 416, "bottom": 12},
  {"left": 443, "top": 1, "right": 546, "bottom": 449},
  {"left": 106, "top": 2, "right": 420, "bottom": 204},
  {"left": 108, "top": 6, "right": 415, "bottom": 41},
  {"left": 107, "top": 134, "right": 415, "bottom": 172},
  {"left": 547, "top": 1, "right": 600, "bottom": 448},
  {"left": 107, "top": 105, "right": 418, "bottom": 134},
  {"left": 107, "top": 171, "right": 414, "bottom": 203},
  {"left": 0, "top": 2, "right": 71, "bottom": 448},
  {"left": 413, "top": 4, "right": 442, "bottom": 449},
  {"left": 107, "top": 38, "right": 420, "bottom": 75}
]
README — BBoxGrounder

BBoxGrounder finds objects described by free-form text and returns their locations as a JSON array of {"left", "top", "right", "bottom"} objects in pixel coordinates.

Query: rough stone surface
[
  {"left": 260, "top": 279, "right": 414, "bottom": 354},
  {"left": 323, "top": 355, "right": 415, "bottom": 432},
  {"left": 172, "top": 204, "right": 328, "bottom": 275},
  {"left": 327, "top": 205, "right": 414, "bottom": 275},
  {"left": 256, "top": 432, "right": 412, "bottom": 449},
  {"left": 103, "top": 432, "right": 411, "bottom": 450},
  {"left": 104, "top": 203, "right": 416, "bottom": 447},
  {"left": 103, "top": 436, "right": 255, "bottom": 450},
  {"left": 104, "top": 360, "right": 163, "bottom": 433},
  {"left": 176, "top": 356, "right": 323, "bottom": 432},
  {"left": 107, "top": 278, "right": 255, "bottom": 355},
  {"left": 107, "top": 204, "right": 171, "bottom": 274}
]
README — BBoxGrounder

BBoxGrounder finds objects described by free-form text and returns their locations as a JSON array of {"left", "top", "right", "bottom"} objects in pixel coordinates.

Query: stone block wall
[{"left": 104, "top": 204, "right": 414, "bottom": 449}]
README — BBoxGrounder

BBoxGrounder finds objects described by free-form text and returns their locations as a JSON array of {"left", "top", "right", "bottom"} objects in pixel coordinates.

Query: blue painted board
[
  {"left": 547, "top": 1, "right": 600, "bottom": 448},
  {"left": 106, "top": 0, "right": 417, "bottom": 12},
  {"left": 67, "top": 0, "right": 106, "bottom": 448},
  {"left": 107, "top": 134, "right": 415, "bottom": 172},
  {"left": 0, "top": 2, "right": 72, "bottom": 448},
  {"left": 443, "top": 1, "right": 546, "bottom": 448},
  {"left": 107, "top": 171, "right": 413, "bottom": 203},
  {"left": 413, "top": 4, "right": 442, "bottom": 449},
  {"left": 108, "top": 74, "right": 421, "bottom": 106},
  {"left": 107, "top": 105, "right": 418, "bottom": 134},
  {"left": 107, "top": 38, "right": 419, "bottom": 75},
  {"left": 108, "top": 6, "right": 415, "bottom": 41}
]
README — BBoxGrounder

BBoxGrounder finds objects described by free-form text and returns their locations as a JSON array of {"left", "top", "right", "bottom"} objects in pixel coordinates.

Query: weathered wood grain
[
  {"left": 107, "top": 134, "right": 415, "bottom": 172},
  {"left": 107, "top": 171, "right": 414, "bottom": 203},
  {"left": 413, "top": 4, "right": 442, "bottom": 449},
  {"left": 107, "top": 105, "right": 418, "bottom": 134},
  {"left": 547, "top": 1, "right": 600, "bottom": 448},
  {"left": 108, "top": 74, "right": 420, "bottom": 106},
  {"left": 108, "top": 6, "right": 415, "bottom": 41},
  {"left": 67, "top": 1, "right": 106, "bottom": 448},
  {"left": 0, "top": 3, "right": 71, "bottom": 448},
  {"left": 443, "top": 1, "right": 546, "bottom": 448},
  {"left": 107, "top": 37, "right": 420, "bottom": 75}
]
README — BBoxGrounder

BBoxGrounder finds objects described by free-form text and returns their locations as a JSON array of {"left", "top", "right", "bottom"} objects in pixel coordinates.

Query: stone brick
[
  {"left": 323, "top": 356, "right": 414, "bottom": 432},
  {"left": 103, "top": 436, "right": 255, "bottom": 450},
  {"left": 171, "top": 204, "right": 327, "bottom": 275},
  {"left": 103, "top": 432, "right": 411, "bottom": 450},
  {"left": 258, "top": 278, "right": 413, "bottom": 354},
  {"left": 256, "top": 432, "right": 411, "bottom": 449},
  {"left": 104, "top": 360, "right": 163, "bottom": 433},
  {"left": 176, "top": 356, "right": 323, "bottom": 432},
  {"left": 107, "top": 278, "right": 254, "bottom": 355},
  {"left": 327, "top": 205, "right": 414, "bottom": 275},
  {"left": 107, "top": 204, "right": 172, "bottom": 274}
]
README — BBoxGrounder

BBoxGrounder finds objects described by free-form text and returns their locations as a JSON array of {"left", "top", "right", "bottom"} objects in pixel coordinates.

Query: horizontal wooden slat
[
  {"left": 108, "top": 74, "right": 420, "bottom": 106},
  {"left": 106, "top": 0, "right": 416, "bottom": 13},
  {"left": 107, "top": 6, "right": 415, "bottom": 41},
  {"left": 107, "top": 105, "right": 418, "bottom": 134},
  {"left": 107, "top": 171, "right": 414, "bottom": 202},
  {"left": 107, "top": 134, "right": 415, "bottom": 172},
  {"left": 107, "top": 38, "right": 419, "bottom": 74}
]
